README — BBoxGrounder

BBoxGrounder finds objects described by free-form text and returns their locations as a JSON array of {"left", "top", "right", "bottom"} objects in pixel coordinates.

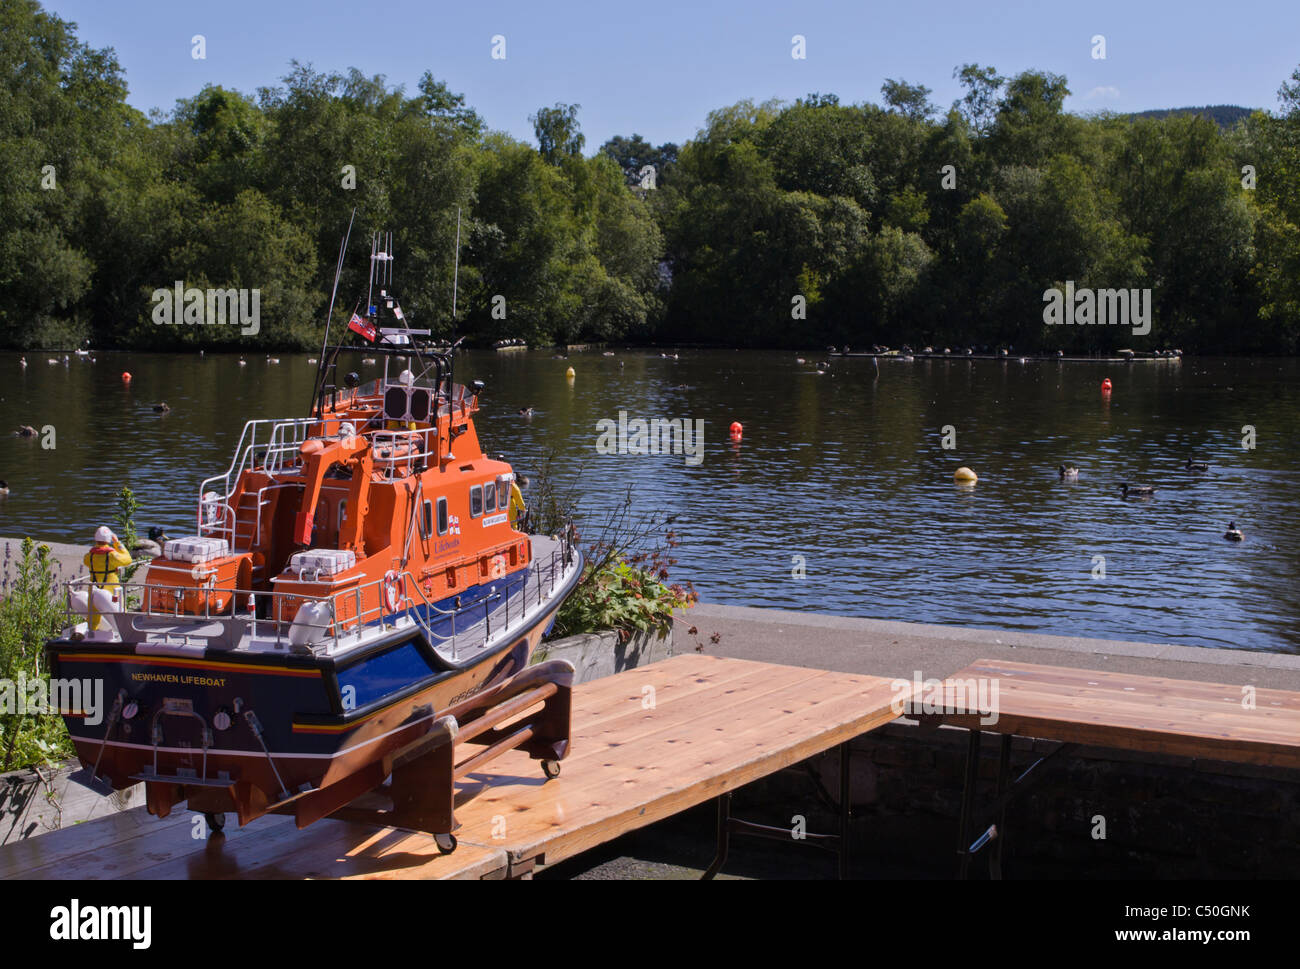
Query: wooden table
[
  {"left": 443, "top": 652, "right": 909, "bottom": 877},
  {"left": 932, "top": 659, "right": 1300, "bottom": 878},
  {"left": 2, "top": 654, "right": 910, "bottom": 880}
]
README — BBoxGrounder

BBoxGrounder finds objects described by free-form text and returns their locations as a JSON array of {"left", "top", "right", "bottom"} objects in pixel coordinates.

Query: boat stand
[
  {"left": 306, "top": 659, "right": 576, "bottom": 850},
  {"left": 702, "top": 742, "right": 852, "bottom": 880}
]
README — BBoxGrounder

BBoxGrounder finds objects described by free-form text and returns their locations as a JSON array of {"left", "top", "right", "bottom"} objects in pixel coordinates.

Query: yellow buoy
[
  {"left": 954, "top": 467, "right": 978, "bottom": 483},
  {"left": 565, "top": 366, "right": 575, "bottom": 379}
]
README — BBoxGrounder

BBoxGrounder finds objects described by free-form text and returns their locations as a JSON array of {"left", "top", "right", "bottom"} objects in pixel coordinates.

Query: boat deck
[
  {"left": 65, "top": 534, "right": 575, "bottom": 663},
  {"left": 1, "top": 654, "right": 909, "bottom": 879}
]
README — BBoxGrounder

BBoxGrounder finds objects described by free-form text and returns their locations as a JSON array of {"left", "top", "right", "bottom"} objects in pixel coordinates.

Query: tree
[
  {"left": 599, "top": 134, "right": 679, "bottom": 187},
  {"left": 531, "top": 103, "right": 585, "bottom": 165},
  {"left": 952, "top": 64, "right": 1005, "bottom": 135},
  {"left": 989, "top": 70, "right": 1076, "bottom": 166},
  {"left": 882, "top": 79, "right": 936, "bottom": 122},
  {"left": 0, "top": 0, "right": 132, "bottom": 348},
  {"left": 415, "top": 72, "right": 483, "bottom": 138}
]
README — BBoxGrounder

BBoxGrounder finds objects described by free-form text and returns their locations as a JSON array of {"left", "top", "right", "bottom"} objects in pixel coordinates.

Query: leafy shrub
[
  {"left": 538, "top": 471, "right": 697, "bottom": 640},
  {"left": 554, "top": 552, "right": 697, "bottom": 641},
  {"left": 0, "top": 539, "right": 75, "bottom": 772}
]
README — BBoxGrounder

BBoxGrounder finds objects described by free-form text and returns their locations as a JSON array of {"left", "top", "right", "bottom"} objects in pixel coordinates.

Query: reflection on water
[{"left": 3, "top": 350, "right": 1298, "bottom": 653}]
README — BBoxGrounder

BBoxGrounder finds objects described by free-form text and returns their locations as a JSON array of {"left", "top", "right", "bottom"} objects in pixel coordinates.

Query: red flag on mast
[{"left": 348, "top": 313, "right": 377, "bottom": 342}]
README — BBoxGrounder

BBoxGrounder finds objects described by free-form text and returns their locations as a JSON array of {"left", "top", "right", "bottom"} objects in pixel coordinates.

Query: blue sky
[{"left": 47, "top": 0, "right": 1300, "bottom": 149}]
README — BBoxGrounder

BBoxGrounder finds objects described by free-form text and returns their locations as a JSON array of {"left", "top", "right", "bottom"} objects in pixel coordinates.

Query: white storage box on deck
[
  {"left": 288, "top": 549, "right": 356, "bottom": 577},
  {"left": 163, "top": 536, "right": 230, "bottom": 564}
]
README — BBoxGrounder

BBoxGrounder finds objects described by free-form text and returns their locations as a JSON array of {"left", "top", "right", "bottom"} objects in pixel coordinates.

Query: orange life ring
[{"left": 383, "top": 571, "right": 404, "bottom": 611}]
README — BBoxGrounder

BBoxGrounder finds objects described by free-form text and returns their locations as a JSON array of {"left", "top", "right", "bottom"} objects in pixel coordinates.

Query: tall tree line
[{"left": 3, "top": 0, "right": 1300, "bottom": 353}]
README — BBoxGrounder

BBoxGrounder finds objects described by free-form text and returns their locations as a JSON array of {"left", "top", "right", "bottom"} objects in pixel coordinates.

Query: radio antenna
[
  {"left": 451, "top": 207, "right": 462, "bottom": 328},
  {"left": 313, "top": 207, "right": 356, "bottom": 415}
]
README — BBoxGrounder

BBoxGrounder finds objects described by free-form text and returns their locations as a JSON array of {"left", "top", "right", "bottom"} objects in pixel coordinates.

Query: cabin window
[
  {"left": 421, "top": 500, "right": 433, "bottom": 538},
  {"left": 337, "top": 500, "right": 348, "bottom": 532},
  {"left": 470, "top": 485, "right": 483, "bottom": 518},
  {"left": 485, "top": 482, "right": 497, "bottom": 513},
  {"left": 497, "top": 480, "right": 508, "bottom": 509},
  {"left": 437, "top": 497, "right": 448, "bottom": 535}
]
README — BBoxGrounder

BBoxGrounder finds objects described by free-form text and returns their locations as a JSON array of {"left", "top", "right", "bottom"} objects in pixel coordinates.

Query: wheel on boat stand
[
  {"left": 542, "top": 759, "right": 562, "bottom": 779},
  {"left": 204, "top": 812, "right": 226, "bottom": 836},
  {"left": 434, "top": 832, "right": 458, "bottom": 855}
]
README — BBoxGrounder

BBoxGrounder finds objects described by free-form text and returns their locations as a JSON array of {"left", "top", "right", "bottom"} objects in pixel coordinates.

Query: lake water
[{"left": 3, "top": 349, "right": 1298, "bottom": 653}]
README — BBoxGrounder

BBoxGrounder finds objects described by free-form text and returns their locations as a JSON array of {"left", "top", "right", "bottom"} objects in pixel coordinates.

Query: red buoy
[
  {"left": 1101, "top": 377, "right": 1112, "bottom": 392},
  {"left": 729, "top": 421, "right": 743, "bottom": 442},
  {"left": 121, "top": 371, "right": 132, "bottom": 383}
]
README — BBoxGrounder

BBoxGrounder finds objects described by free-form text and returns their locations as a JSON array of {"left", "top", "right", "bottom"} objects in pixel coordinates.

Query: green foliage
[
  {"left": 1128, "top": 105, "right": 1254, "bottom": 129},
  {"left": 112, "top": 486, "right": 144, "bottom": 582},
  {"left": 0, "top": 539, "right": 76, "bottom": 772},
  {"left": 531, "top": 103, "right": 585, "bottom": 165},
  {"left": 5, "top": 0, "right": 1300, "bottom": 353},
  {"left": 524, "top": 460, "right": 696, "bottom": 641},
  {"left": 0, "top": 10, "right": 658, "bottom": 351},
  {"left": 881, "top": 78, "right": 936, "bottom": 122},
  {"left": 554, "top": 555, "right": 696, "bottom": 641},
  {"left": 598, "top": 133, "right": 679, "bottom": 187}
]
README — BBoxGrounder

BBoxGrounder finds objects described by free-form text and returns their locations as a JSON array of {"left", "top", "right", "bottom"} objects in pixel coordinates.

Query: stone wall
[{"left": 533, "top": 627, "right": 673, "bottom": 684}]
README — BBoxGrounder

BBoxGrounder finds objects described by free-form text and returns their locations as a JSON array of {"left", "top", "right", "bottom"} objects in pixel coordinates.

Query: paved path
[
  {"left": 682, "top": 603, "right": 1300, "bottom": 690},
  {"left": 0, "top": 536, "right": 154, "bottom": 586}
]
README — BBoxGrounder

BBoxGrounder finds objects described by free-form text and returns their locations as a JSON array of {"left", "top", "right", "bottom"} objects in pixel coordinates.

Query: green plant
[
  {"left": 554, "top": 554, "right": 696, "bottom": 641},
  {"left": 524, "top": 450, "right": 581, "bottom": 538},
  {"left": 543, "top": 480, "right": 698, "bottom": 641},
  {"left": 0, "top": 539, "right": 75, "bottom": 772},
  {"left": 112, "top": 485, "right": 145, "bottom": 584}
]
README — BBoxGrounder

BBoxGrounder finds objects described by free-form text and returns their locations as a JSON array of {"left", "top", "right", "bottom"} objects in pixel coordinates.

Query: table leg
[
  {"left": 990, "top": 733, "right": 1011, "bottom": 879},
  {"left": 702, "top": 792, "right": 731, "bottom": 880},
  {"left": 838, "top": 742, "right": 851, "bottom": 880},
  {"left": 956, "top": 729, "right": 981, "bottom": 880}
]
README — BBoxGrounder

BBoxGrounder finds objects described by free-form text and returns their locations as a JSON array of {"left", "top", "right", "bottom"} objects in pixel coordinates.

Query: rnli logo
[{"left": 448, "top": 515, "right": 461, "bottom": 535}]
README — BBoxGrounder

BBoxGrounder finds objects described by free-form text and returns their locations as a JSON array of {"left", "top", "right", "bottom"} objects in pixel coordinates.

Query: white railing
[
  {"left": 190, "top": 386, "right": 480, "bottom": 548},
  {"left": 197, "top": 417, "right": 320, "bottom": 544},
  {"left": 61, "top": 539, "right": 578, "bottom": 660},
  {"left": 371, "top": 427, "right": 437, "bottom": 473}
]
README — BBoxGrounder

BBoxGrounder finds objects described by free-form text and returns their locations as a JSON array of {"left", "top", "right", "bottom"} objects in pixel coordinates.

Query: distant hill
[{"left": 1127, "top": 105, "right": 1256, "bottom": 128}]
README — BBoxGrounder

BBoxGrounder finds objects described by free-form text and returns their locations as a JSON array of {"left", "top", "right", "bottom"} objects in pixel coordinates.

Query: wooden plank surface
[
  {"left": 938, "top": 660, "right": 1300, "bottom": 768},
  {"left": 447, "top": 654, "right": 908, "bottom": 870},
  {"left": 5, "top": 807, "right": 508, "bottom": 880},
  {"left": 0, "top": 801, "right": 191, "bottom": 880},
  {"left": 2, "top": 654, "right": 908, "bottom": 879}
]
